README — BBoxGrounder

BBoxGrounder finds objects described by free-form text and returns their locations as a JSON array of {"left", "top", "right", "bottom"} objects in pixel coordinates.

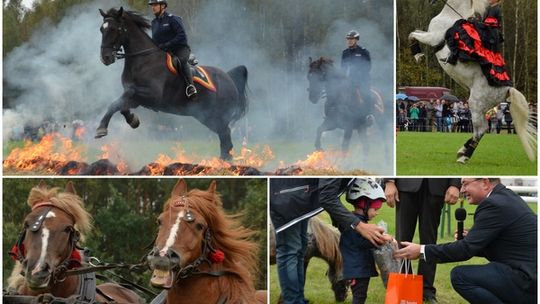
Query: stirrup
[{"left": 186, "top": 85, "right": 198, "bottom": 98}]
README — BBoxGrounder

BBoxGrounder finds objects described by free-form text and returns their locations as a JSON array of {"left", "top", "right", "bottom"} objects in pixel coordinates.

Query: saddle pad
[{"left": 166, "top": 53, "right": 217, "bottom": 92}]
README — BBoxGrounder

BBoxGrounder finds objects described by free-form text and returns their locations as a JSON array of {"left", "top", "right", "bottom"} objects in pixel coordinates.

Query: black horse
[
  {"left": 97, "top": 7, "right": 248, "bottom": 160},
  {"left": 307, "top": 57, "right": 384, "bottom": 154}
]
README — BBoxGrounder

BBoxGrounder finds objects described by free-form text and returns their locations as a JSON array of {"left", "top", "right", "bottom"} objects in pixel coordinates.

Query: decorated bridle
[
  {"left": 9, "top": 202, "right": 83, "bottom": 284},
  {"left": 100, "top": 11, "right": 159, "bottom": 60},
  {"left": 148, "top": 197, "right": 229, "bottom": 283}
]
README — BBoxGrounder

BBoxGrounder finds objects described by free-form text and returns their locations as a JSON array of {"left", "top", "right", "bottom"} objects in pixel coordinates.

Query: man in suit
[
  {"left": 395, "top": 178, "right": 537, "bottom": 304},
  {"left": 384, "top": 178, "right": 461, "bottom": 303}
]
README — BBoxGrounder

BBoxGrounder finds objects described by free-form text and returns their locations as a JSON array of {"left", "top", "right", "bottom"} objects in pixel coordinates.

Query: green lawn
[
  {"left": 270, "top": 200, "right": 538, "bottom": 304},
  {"left": 396, "top": 132, "right": 537, "bottom": 175}
]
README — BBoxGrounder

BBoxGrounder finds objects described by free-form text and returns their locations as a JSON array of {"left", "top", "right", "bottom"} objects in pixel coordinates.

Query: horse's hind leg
[
  {"left": 218, "top": 126, "right": 233, "bottom": 161},
  {"left": 457, "top": 105, "right": 489, "bottom": 164},
  {"left": 342, "top": 128, "right": 353, "bottom": 152}
]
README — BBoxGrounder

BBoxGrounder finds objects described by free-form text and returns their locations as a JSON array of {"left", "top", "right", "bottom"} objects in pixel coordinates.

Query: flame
[
  {"left": 3, "top": 133, "right": 86, "bottom": 173},
  {"left": 100, "top": 143, "right": 129, "bottom": 174},
  {"left": 294, "top": 150, "right": 344, "bottom": 171},
  {"left": 74, "top": 127, "right": 85, "bottom": 139}
]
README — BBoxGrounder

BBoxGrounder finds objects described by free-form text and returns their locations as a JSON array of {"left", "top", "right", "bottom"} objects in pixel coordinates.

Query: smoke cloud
[{"left": 3, "top": 0, "right": 394, "bottom": 174}]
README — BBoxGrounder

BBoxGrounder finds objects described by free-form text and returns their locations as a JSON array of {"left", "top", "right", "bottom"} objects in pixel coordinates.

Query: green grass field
[
  {"left": 270, "top": 200, "right": 538, "bottom": 304},
  {"left": 396, "top": 132, "right": 537, "bottom": 175}
]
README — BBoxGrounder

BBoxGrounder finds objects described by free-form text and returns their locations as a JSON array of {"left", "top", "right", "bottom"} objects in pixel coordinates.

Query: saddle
[
  {"left": 445, "top": 19, "right": 512, "bottom": 87},
  {"left": 165, "top": 53, "right": 217, "bottom": 92}
]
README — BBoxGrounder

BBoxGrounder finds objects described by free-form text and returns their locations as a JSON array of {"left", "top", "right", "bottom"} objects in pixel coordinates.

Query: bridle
[
  {"left": 100, "top": 16, "right": 159, "bottom": 60},
  {"left": 148, "top": 203, "right": 236, "bottom": 283},
  {"left": 10, "top": 203, "right": 83, "bottom": 285}
]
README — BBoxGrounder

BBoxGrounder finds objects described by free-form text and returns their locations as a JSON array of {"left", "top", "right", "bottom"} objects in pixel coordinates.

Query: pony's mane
[
  {"left": 164, "top": 188, "right": 259, "bottom": 302},
  {"left": 27, "top": 186, "right": 92, "bottom": 241},
  {"left": 106, "top": 8, "right": 151, "bottom": 30}
]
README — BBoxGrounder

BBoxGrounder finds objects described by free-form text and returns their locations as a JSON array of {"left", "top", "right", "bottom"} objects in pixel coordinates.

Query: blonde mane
[
  {"left": 27, "top": 186, "right": 92, "bottom": 241},
  {"left": 472, "top": 0, "right": 490, "bottom": 18},
  {"left": 164, "top": 188, "right": 260, "bottom": 303}
]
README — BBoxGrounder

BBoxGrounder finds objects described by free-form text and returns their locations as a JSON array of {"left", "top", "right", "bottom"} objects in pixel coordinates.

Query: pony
[
  {"left": 147, "top": 179, "right": 266, "bottom": 304},
  {"left": 6, "top": 180, "right": 143, "bottom": 303},
  {"left": 97, "top": 8, "right": 248, "bottom": 160},
  {"left": 270, "top": 217, "right": 349, "bottom": 303},
  {"left": 408, "top": 0, "right": 536, "bottom": 163},
  {"left": 307, "top": 57, "right": 386, "bottom": 155}
]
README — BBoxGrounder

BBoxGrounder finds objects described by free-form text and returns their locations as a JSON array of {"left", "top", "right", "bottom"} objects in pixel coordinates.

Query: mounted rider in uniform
[
  {"left": 148, "top": 0, "right": 197, "bottom": 99},
  {"left": 341, "top": 30, "right": 373, "bottom": 111}
]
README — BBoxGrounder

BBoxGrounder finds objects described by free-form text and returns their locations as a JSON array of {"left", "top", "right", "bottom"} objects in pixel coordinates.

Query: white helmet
[{"left": 346, "top": 178, "right": 385, "bottom": 203}]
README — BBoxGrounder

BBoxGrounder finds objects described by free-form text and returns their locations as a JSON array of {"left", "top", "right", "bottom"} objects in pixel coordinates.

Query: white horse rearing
[{"left": 409, "top": 0, "right": 536, "bottom": 164}]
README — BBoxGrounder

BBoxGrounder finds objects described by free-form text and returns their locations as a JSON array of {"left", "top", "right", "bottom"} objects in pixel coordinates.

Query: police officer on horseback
[
  {"left": 341, "top": 30, "right": 373, "bottom": 111},
  {"left": 149, "top": 0, "right": 197, "bottom": 99}
]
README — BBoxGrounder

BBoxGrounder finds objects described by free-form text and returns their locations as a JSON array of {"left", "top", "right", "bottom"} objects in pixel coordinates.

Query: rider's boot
[{"left": 181, "top": 59, "right": 198, "bottom": 100}]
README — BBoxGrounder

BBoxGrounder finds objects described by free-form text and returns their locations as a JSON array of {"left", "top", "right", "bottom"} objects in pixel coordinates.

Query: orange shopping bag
[{"left": 384, "top": 259, "right": 423, "bottom": 304}]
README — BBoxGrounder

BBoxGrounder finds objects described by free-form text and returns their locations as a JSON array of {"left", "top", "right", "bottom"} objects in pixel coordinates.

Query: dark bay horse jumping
[
  {"left": 147, "top": 179, "right": 266, "bottom": 303},
  {"left": 97, "top": 8, "right": 248, "bottom": 160},
  {"left": 6, "top": 181, "right": 143, "bottom": 303},
  {"left": 307, "top": 57, "right": 385, "bottom": 154}
]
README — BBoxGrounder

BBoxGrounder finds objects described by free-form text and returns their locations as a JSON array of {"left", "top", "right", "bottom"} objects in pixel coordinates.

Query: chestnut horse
[
  {"left": 147, "top": 179, "right": 266, "bottom": 304},
  {"left": 6, "top": 181, "right": 143, "bottom": 303}
]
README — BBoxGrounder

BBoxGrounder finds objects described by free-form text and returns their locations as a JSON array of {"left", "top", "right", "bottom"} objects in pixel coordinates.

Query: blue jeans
[
  {"left": 276, "top": 219, "right": 309, "bottom": 304},
  {"left": 451, "top": 263, "right": 536, "bottom": 304}
]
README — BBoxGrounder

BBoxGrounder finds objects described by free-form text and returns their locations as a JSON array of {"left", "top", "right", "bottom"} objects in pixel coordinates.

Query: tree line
[
  {"left": 396, "top": 0, "right": 537, "bottom": 103},
  {"left": 2, "top": 178, "right": 267, "bottom": 298}
]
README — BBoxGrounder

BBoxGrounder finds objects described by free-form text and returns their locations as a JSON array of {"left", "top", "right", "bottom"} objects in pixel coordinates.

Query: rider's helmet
[
  {"left": 346, "top": 178, "right": 386, "bottom": 211},
  {"left": 346, "top": 30, "right": 360, "bottom": 40},
  {"left": 148, "top": 0, "right": 167, "bottom": 6}
]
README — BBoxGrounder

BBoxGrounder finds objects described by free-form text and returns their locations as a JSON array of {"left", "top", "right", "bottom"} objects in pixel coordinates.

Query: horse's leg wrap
[{"left": 457, "top": 137, "right": 480, "bottom": 163}]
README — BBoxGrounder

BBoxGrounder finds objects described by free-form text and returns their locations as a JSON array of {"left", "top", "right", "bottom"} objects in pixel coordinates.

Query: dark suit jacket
[
  {"left": 425, "top": 183, "right": 537, "bottom": 292},
  {"left": 270, "top": 179, "right": 359, "bottom": 232},
  {"left": 384, "top": 178, "right": 461, "bottom": 196}
]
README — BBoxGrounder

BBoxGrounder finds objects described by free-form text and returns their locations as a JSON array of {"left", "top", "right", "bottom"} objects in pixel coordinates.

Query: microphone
[{"left": 455, "top": 208, "right": 467, "bottom": 240}]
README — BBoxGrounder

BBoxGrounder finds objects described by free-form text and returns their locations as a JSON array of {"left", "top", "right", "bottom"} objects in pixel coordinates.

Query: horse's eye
[
  {"left": 64, "top": 226, "right": 73, "bottom": 233},
  {"left": 195, "top": 223, "right": 204, "bottom": 231}
]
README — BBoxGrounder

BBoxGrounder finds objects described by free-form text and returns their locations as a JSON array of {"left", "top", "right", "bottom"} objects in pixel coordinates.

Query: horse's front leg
[
  {"left": 315, "top": 120, "right": 330, "bottom": 151},
  {"left": 456, "top": 109, "right": 488, "bottom": 164},
  {"left": 342, "top": 128, "right": 353, "bottom": 152},
  {"left": 95, "top": 89, "right": 136, "bottom": 138},
  {"left": 408, "top": 30, "right": 445, "bottom": 48}
]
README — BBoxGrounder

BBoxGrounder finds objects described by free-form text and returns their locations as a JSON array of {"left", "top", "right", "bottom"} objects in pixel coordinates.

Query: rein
[
  {"left": 433, "top": 0, "right": 466, "bottom": 19},
  {"left": 101, "top": 16, "right": 159, "bottom": 60}
]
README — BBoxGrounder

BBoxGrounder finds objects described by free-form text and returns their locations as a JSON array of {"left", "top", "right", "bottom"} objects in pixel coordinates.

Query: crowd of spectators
[{"left": 396, "top": 98, "right": 519, "bottom": 134}]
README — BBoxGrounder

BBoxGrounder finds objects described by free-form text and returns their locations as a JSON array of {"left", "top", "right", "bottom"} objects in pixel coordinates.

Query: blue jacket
[
  {"left": 151, "top": 12, "right": 188, "bottom": 52},
  {"left": 339, "top": 213, "right": 378, "bottom": 280},
  {"left": 341, "top": 45, "right": 371, "bottom": 87}
]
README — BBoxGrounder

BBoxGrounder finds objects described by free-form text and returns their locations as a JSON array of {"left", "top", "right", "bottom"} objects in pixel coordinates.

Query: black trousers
[
  {"left": 350, "top": 278, "right": 370, "bottom": 304},
  {"left": 173, "top": 45, "right": 194, "bottom": 86},
  {"left": 396, "top": 180, "right": 444, "bottom": 299}
]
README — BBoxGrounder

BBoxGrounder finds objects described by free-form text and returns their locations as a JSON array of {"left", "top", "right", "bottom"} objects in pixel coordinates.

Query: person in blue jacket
[
  {"left": 341, "top": 30, "right": 372, "bottom": 111},
  {"left": 340, "top": 178, "right": 392, "bottom": 304},
  {"left": 149, "top": 0, "right": 197, "bottom": 99}
]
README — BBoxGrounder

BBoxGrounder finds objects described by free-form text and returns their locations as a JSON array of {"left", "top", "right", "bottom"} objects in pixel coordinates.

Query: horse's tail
[
  {"left": 308, "top": 217, "right": 343, "bottom": 276},
  {"left": 227, "top": 65, "right": 249, "bottom": 122},
  {"left": 508, "top": 87, "right": 537, "bottom": 161}
]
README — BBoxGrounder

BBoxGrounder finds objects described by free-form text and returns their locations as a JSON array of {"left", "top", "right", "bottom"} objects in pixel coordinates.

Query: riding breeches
[{"left": 173, "top": 46, "right": 194, "bottom": 86}]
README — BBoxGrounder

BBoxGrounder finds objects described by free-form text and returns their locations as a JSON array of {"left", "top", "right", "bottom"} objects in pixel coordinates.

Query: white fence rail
[{"left": 508, "top": 186, "right": 537, "bottom": 204}]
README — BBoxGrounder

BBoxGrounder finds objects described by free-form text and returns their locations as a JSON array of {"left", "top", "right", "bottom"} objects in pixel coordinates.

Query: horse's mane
[
  {"left": 164, "top": 189, "right": 259, "bottom": 302},
  {"left": 310, "top": 56, "right": 335, "bottom": 71},
  {"left": 106, "top": 8, "right": 151, "bottom": 30},
  {"left": 308, "top": 217, "right": 342, "bottom": 275},
  {"left": 472, "top": 0, "right": 490, "bottom": 18},
  {"left": 27, "top": 186, "right": 92, "bottom": 241}
]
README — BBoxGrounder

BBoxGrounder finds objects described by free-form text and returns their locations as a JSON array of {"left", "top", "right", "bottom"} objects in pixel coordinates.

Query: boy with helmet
[
  {"left": 148, "top": 0, "right": 197, "bottom": 99},
  {"left": 339, "top": 178, "right": 392, "bottom": 304}
]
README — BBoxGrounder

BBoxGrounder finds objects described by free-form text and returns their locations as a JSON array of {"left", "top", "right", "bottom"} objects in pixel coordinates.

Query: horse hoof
[
  {"left": 221, "top": 154, "right": 232, "bottom": 161},
  {"left": 128, "top": 115, "right": 140, "bottom": 129},
  {"left": 456, "top": 147, "right": 467, "bottom": 158},
  {"left": 95, "top": 128, "right": 108, "bottom": 138},
  {"left": 456, "top": 156, "right": 469, "bottom": 164}
]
